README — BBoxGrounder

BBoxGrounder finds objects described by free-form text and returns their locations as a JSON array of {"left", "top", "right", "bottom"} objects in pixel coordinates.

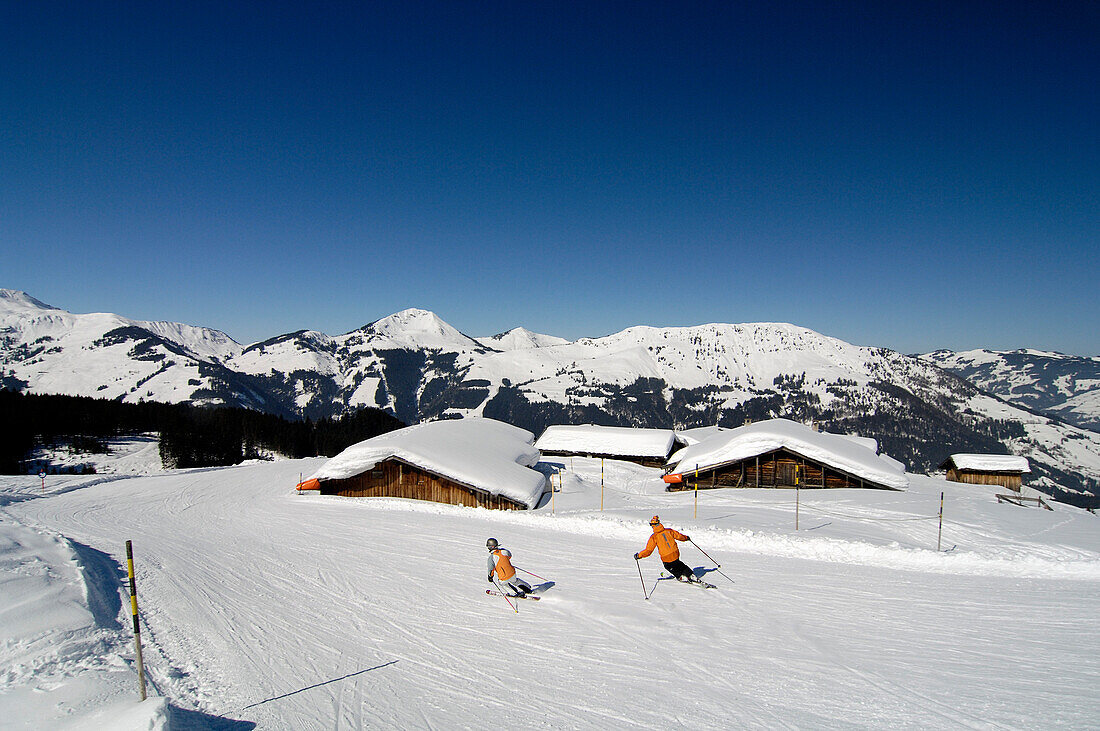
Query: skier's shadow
[{"left": 532, "top": 581, "right": 556, "bottom": 594}]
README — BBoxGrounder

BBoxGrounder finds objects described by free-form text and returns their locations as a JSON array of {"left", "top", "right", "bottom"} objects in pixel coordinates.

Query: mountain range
[{"left": 2, "top": 288, "right": 1098, "bottom": 504}]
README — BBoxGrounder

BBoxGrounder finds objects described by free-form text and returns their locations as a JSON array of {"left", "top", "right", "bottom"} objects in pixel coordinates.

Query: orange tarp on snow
[
  {"left": 296, "top": 478, "right": 320, "bottom": 492},
  {"left": 662, "top": 473, "right": 683, "bottom": 484}
]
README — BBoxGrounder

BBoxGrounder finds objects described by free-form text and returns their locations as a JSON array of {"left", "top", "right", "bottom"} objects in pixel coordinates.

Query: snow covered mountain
[
  {"left": 3, "top": 289, "right": 1099, "bottom": 502},
  {"left": 922, "top": 348, "right": 1100, "bottom": 433}
]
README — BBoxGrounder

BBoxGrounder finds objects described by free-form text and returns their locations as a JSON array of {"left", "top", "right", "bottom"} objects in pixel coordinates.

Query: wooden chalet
[
  {"left": 667, "top": 446, "right": 898, "bottom": 491},
  {"left": 306, "top": 418, "right": 548, "bottom": 511},
  {"left": 940, "top": 454, "right": 1030, "bottom": 492},
  {"left": 317, "top": 456, "right": 527, "bottom": 510},
  {"left": 665, "top": 419, "right": 909, "bottom": 492},
  {"left": 535, "top": 425, "right": 682, "bottom": 468}
]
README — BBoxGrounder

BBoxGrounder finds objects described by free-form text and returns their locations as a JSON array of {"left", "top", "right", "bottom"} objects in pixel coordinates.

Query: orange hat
[{"left": 649, "top": 515, "right": 661, "bottom": 525}]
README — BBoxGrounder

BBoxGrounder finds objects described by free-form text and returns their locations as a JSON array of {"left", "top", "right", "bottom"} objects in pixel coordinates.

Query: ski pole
[
  {"left": 492, "top": 578, "right": 518, "bottom": 613},
  {"left": 513, "top": 565, "right": 549, "bottom": 582},
  {"left": 689, "top": 539, "right": 734, "bottom": 584},
  {"left": 635, "top": 557, "right": 649, "bottom": 600}
]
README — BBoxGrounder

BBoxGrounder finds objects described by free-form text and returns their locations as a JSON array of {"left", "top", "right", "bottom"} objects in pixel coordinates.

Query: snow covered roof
[
  {"left": 943, "top": 454, "right": 1030, "bottom": 474},
  {"left": 668, "top": 418, "right": 909, "bottom": 490},
  {"left": 675, "top": 426, "right": 727, "bottom": 446},
  {"left": 311, "top": 418, "right": 547, "bottom": 509},
  {"left": 535, "top": 425, "right": 678, "bottom": 459}
]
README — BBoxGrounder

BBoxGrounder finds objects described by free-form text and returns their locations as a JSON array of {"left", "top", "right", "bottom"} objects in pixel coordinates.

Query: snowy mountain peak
[
  {"left": 478, "top": 327, "right": 570, "bottom": 351},
  {"left": 362, "top": 308, "right": 482, "bottom": 350},
  {"left": 0, "top": 289, "right": 59, "bottom": 314}
]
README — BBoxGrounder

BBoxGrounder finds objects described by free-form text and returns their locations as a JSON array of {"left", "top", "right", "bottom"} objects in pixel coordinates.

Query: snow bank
[
  {"left": 0, "top": 514, "right": 158, "bottom": 729},
  {"left": 669, "top": 418, "right": 909, "bottom": 490},
  {"left": 312, "top": 417, "right": 548, "bottom": 509},
  {"left": 947, "top": 453, "right": 1031, "bottom": 473},
  {"left": 535, "top": 424, "right": 676, "bottom": 458}
]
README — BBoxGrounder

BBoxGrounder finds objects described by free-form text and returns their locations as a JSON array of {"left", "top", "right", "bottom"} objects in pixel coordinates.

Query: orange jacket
[
  {"left": 489, "top": 548, "right": 517, "bottom": 581},
  {"left": 637, "top": 524, "right": 688, "bottom": 562}
]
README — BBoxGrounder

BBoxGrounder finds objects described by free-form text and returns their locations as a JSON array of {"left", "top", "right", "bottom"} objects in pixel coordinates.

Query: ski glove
[
  {"left": 633, "top": 553, "right": 640, "bottom": 560},
  {"left": 487, "top": 573, "right": 494, "bottom": 582}
]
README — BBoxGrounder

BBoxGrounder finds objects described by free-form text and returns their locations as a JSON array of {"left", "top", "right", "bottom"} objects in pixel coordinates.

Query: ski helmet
[
  {"left": 649, "top": 515, "right": 661, "bottom": 525},
  {"left": 486, "top": 538, "right": 499, "bottom": 550}
]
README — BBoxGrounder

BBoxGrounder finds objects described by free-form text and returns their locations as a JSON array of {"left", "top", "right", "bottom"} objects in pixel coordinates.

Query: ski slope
[{"left": 3, "top": 457, "right": 1100, "bottom": 729}]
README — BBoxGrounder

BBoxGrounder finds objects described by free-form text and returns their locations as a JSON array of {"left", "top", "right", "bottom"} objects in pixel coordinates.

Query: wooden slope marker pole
[
  {"left": 552, "top": 472, "right": 556, "bottom": 514},
  {"left": 600, "top": 458, "right": 605, "bottom": 512},
  {"left": 125, "top": 540, "right": 148, "bottom": 700},
  {"left": 795, "top": 465, "right": 800, "bottom": 530},
  {"left": 694, "top": 464, "right": 699, "bottom": 520},
  {"left": 937, "top": 492, "right": 944, "bottom": 551}
]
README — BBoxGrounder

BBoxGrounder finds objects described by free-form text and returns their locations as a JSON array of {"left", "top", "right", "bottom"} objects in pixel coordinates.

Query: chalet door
[{"left": 776, "top": 462, "right": 797, "bottom": 487}]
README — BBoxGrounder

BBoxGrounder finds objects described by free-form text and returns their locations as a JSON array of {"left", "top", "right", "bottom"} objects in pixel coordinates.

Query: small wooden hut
[
  {"left": 307, "top": 418, "right": 548, "bottom": 510},
  {"left": 940, "top": 454, "right": 1030, "bottom": 492},
  {"left": 665, "top": 419, "right": 908, "bottom": 492},
  {"left": 535, "top": 425, "right": 683, "bottom": 468}
]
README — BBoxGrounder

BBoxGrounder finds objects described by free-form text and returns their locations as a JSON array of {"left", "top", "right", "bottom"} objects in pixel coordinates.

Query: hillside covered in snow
[
  {"left": 1, "top": 449, "right": 1098, "bottom": 728},
  {"left": 923, "top": 348, "right": 1100, "bottom": 433},
  {"left": 3, "top": 289, "right": 1099, "bottom": 503}
]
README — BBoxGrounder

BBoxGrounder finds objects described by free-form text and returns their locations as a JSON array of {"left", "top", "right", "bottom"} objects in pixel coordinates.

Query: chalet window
[{"left": 371, "top": 469, "right": 383, "bottom": 478}]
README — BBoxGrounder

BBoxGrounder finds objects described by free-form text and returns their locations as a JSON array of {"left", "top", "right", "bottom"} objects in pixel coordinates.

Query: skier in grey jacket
[{"left": 486, "top": 538, "right": 534, "bottom": 597}]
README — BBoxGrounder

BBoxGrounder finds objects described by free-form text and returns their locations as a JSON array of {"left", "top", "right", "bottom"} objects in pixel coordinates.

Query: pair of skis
[
  {"left": 660, "top": 573, "right": 717, "bottom": 590},
  {"left": 486, "top": 589, "right": 540, "bottom": 601}
]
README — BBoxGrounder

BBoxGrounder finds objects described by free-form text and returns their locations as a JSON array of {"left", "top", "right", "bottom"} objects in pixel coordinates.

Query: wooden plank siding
[
  {"left": 945, "top": 468, "right": 1023, "bottom": 492},
  {"left": 540, "top": 450, "right": 669, "bottom": 468},
  {"left": 318, "top": 458, "right": 527, "bottom": 510},
  {"left": 667, "top": 448, "right": 893, "bottom": 491}
]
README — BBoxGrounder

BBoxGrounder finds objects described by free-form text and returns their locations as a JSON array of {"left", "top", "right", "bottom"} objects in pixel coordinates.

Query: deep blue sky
[{"left": 2, "top": 2, "right": 1097, "bottom": 354}]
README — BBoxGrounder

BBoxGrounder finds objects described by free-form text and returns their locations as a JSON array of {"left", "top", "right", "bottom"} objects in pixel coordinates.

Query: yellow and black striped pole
[
  {"left": 795, "top": 465, "right": 800, "bottom": 530},
  {"left": 937, "top": 492, "right": 944, "bottom": 551},
  {"left": 600, "top": 458, "right": 604, "bottom": 512},
  {"left": 694, "top": 465, "right": 699, "bottom": 519},
  {"left": 125, "top": 540, "right": 148, "bottom": 701}
]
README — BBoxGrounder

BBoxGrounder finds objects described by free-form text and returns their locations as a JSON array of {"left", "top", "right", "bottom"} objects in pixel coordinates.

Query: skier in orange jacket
[
  {"left": 634, "top": 516, "right": 703, "bottom": 583},
  {"left": 486, "top": 538, "right": 534, "bottom": 597}
]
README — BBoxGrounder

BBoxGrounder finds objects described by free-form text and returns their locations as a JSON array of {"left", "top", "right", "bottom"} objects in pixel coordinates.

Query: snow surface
[
  {"left": 670, "top": 419, "right": 909, "bottom": 490},
  {"left": 946, "top": 453, "right": 1030, "bottom": 473},
  {"left": 535, "top": 424, "right": 677, "bottom": 458},
  {"left": 3, "top": 446, "right": 1100, "bottom": 728},
  {"left": 311, "top": 417, "right": 548, "bottom": 509}
]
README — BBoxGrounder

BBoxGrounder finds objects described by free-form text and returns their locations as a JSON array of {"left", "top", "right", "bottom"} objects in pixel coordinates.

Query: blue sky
[{"left": 2, "top": 2, "right": 1097, "bottom": 354}]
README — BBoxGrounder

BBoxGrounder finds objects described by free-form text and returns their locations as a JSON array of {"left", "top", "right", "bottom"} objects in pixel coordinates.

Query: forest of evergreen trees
[{"left": 0, "top": 390, "right": 404, "bottom": 473}]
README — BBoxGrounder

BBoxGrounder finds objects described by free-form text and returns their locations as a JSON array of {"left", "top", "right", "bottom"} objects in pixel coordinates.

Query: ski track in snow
[{"left": 3, "top": 458, "right": 1100, "bottom": 728}]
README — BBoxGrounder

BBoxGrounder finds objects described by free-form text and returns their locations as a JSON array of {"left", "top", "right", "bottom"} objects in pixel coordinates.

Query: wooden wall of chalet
[
  {"left": 319, "top": 458, "right": 527, "bottom": 510},
  {"left": 540, "top": 450, "right": 668, "bottom": 468},
  {"left": 668, "top": 448, "right": 896, "bottom": 491},
  {"left": 945, "top": 468, "right": 1023, "bottom": 492}
]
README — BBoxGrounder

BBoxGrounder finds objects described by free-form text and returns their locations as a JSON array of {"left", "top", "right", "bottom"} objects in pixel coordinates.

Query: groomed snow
[
  {"left": 669, "top": 419, "right": 909, "bottom": 490},
  {"left": 3, "top": 455, "right": 1100, "bottom": 728},
  {"left": 947, "top": 453, "right": 1031, "bottom": 473},
  {"left": 535, "top": 424, "right": 677, "bottom": 458},
  {"left": 311, "top": 417, "right": 548, "bottom": 509}
]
